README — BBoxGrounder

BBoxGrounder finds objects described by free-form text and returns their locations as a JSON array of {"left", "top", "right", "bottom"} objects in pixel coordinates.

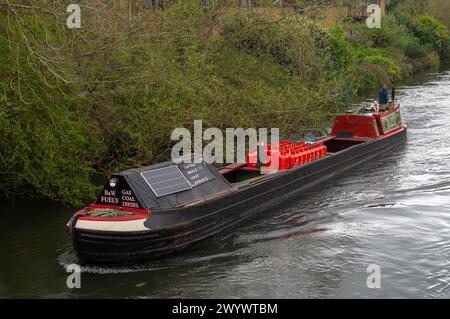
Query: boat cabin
[{"left": 93, "top": 160, "right": 234, "bottom": 211}]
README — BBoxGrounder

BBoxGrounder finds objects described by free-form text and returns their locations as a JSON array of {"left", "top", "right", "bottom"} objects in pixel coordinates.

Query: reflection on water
[{"left": 1, "top": 71, "right": 450, "bottom": 298}]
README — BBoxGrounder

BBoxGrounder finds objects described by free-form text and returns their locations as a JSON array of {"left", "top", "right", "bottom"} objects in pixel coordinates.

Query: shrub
[
  {"left": 416, "top": 16, "right": 450, "bottom": 58},
  {"left": 396, "top": 12, "right": 450, "bottom": 59},
  {"left": 0, "top": 14, "right": 104, "bottom": 205},
  {"left": 221, "top": 13, "right": 332, "bottom": 81},
  {"left": 329, "top": 27, "right": 356, "bottom": 70},
  {"left": 404, "top": 40, "right": 430, "bottom": 58}
]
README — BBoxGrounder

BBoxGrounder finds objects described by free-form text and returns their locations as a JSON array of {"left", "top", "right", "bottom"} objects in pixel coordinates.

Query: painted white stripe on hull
[{"left": 75, "top": 219, "right": 149, "bottom": 232}]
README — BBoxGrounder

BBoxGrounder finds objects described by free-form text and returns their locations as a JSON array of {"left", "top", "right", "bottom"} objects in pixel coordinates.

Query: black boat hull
[{"left": 72, "top": 127, "right": 407, "bottom": 264}]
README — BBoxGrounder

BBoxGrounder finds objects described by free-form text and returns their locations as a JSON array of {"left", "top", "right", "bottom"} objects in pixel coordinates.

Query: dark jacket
[{"left": 379, "top": 88, "right": 389, "bottom": 105}]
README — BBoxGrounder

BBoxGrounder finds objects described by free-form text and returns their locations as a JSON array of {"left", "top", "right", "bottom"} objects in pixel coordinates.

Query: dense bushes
[
  {"left": 0, "top": 13, "right": 103, "bottom": 205},
  {"left": 0, "top": 0, "right": 448, "bottom": 206},
  {"left": 415, "top": 16, "right": 450, "bottom": 59},
  {"left": 221, "top": 14, "right": 333, "bottom": 81},
  {"left": 331, "top": 8, "right": 449, "bottom": 90}
]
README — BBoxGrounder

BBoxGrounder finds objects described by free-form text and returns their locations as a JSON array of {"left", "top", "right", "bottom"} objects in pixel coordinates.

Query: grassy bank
[{"left": 0, "top": 0, "right": 449, "bottom": 206}]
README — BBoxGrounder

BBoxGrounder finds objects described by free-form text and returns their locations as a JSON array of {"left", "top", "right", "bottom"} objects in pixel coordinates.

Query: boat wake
[{"left": 57, "top": 251, "right": 168, "bottom": 274}]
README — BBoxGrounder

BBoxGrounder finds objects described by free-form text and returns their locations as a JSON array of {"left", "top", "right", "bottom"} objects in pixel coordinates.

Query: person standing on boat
[{"left": 378, "top": 84, "right": 389, "bottom": 105}]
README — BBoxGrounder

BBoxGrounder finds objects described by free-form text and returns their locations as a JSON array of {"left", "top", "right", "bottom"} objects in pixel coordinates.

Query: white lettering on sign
[
  {"left": 122, "top": 201, "right": 139, "bottom": 208},
  {"left": 191, "top": 177, "right": 208, "bottom": 186},
  {"left": 121, "top": 190, "right": 132, "bottom": 196},
  {"left": 104, "top": 189, "right": 116, "bottom": 196},
  {"left": 100, "top": 196, "right": 119, "bottom": 204}
]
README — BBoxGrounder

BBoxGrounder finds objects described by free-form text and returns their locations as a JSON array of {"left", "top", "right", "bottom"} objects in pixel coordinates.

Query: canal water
[{"left": 1, "top": 70, "right": 449, "bottom": 298}]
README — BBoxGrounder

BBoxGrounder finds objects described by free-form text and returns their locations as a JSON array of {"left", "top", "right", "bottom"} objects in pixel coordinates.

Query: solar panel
[{"left": 140, "top": 166, "right": 191, "bottom": 197}]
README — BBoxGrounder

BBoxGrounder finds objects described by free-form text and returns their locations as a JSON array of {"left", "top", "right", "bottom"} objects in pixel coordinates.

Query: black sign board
[
  {"left": 141, "top": 166, "right": 191, "bottom": 197},
  {"left": 96, "top": 175, "right": 142, "bottom": 209},
  {"left": 178, "top": 161, "right": 216, "bottom": 187}
]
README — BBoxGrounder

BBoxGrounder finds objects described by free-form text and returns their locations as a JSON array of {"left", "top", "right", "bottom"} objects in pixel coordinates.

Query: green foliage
[
  {"left": 395, "top": 12, "right": 450, "bottom": 59},
  {"left": 391, "top": 0, "right": 450, "bottom": 29},
  {"left": 0, "top": 13, "right": 103, "bottom": 205},
  {"left": 329, "top": 27, "right": 355, "bottom": 69},
  {"left": 221, "top": 13, "right": 332, "bottom": 81},
  {"left": 328, "top": 26, "right": 401, "bottom": 91},
  {"left": 416, "top": 16, "right": 450, "bottom": 58},
  {"left": 403, "top": 40, "right": 430, "bottom": 58}
]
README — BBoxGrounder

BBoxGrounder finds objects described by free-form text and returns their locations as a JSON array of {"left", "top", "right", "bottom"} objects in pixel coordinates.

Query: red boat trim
[
  {"left": 74, "top": 204, "right": 151, "bottom": 222},
  {"left": 88, "top": 203, "right": 151, "bottom": 214}
]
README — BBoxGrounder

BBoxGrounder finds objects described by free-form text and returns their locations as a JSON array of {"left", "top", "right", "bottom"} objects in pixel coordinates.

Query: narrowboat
[{"left": 68, "top": 103, "right": 406, "bottom": 264}]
